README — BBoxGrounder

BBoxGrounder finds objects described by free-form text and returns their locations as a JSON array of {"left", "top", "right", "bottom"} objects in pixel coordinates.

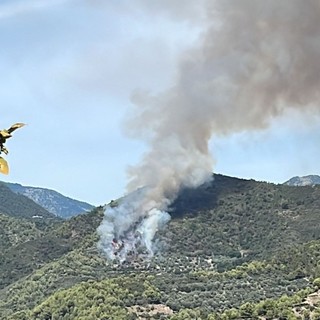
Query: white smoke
[
  {"left": 98, "top": 0, "right": 320, "bottom": 261},
  {"left": 97, "top": 188, "right": 171, "bottom": 261}
]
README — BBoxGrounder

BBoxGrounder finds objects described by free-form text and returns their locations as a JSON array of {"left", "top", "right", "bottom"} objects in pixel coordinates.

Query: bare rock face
[{"left": 284, "top": 175, "right": 320, "bottom": 187}]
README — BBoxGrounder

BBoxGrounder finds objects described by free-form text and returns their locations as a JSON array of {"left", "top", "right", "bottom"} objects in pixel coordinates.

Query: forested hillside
[
  {"left": 1, "top": 174, "right": 320, "bottom": 319},
  {"left": 167, "top": 174, "right": 320, "bottom": 264},
  {"left": 0, "top": 207, "right": 103, "bottom": 290}
]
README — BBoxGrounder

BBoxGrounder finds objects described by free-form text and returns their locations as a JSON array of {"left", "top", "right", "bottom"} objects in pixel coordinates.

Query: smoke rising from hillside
[{"left": 98, "top": 0, "right": 320, "bottom": 260}]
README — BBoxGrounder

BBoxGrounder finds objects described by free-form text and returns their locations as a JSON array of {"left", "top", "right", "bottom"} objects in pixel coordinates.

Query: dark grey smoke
[{"left": 98, "top": 0, "right": 320, "bottom": 260}]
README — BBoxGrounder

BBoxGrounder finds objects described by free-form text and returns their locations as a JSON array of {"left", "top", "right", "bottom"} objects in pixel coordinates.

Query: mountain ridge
[
  {"left": 4, "top": 182, "right": 94, "bottom": 219},
  {"left": 284, "top": 174, "right": 320, "bottom": 186},
  {"left": 0, "top": 182, "right": 56, "bottom": 220}
]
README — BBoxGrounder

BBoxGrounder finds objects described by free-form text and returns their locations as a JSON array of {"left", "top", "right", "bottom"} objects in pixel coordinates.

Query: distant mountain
[
  {"left": 0, "top": 182, "right": 55, "bottom": 220},
  {"left": 284, "top": 174, "right": 320, "bottom": 186},
  {"left": 4, "top": 182, "right": 94, "bottom": 219}
]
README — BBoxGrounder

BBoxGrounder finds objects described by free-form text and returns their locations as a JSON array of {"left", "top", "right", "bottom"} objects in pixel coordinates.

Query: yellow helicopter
[{"left": 0, "top": 123, "right": 25, "bottom": 174}]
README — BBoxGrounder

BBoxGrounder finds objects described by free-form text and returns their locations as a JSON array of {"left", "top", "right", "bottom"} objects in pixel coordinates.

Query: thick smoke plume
[{"left": 98, "top": 0, "right": 320, "bottom": 261}]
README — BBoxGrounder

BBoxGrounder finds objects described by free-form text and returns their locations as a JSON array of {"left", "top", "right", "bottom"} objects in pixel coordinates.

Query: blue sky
[{"left": 1, "top": 0, "right": 319, "bottom": 206}]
